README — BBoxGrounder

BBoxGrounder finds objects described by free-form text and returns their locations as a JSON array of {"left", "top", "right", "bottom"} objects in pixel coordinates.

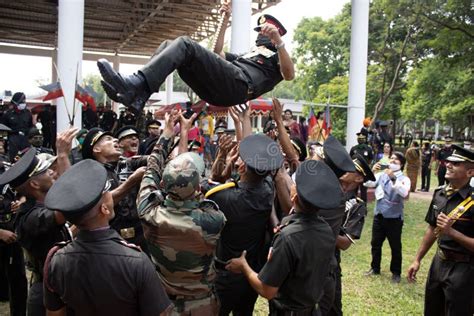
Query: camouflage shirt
[{"left": 137, "top": 135, "right": 226, "bottom": 297}]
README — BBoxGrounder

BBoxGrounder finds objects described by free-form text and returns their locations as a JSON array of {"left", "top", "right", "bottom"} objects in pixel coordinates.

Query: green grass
[{"left": 255, "top": 197, "right": 434, "bottom": 315}]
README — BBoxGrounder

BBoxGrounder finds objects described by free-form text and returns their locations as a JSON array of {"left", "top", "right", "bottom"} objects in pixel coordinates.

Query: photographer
[{"left": 364, "top": 152, "right": 410, "bottom": 283}]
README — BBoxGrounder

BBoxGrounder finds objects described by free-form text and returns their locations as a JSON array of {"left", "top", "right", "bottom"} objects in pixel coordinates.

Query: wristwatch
[{"left": 275, "top": 42, "right": 285, "bottom": 50}]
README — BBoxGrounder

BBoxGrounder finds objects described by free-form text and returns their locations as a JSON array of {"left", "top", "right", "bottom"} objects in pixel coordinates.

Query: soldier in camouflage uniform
[{"left": 137, "top": 111, "right": 226, "bottom": 315}]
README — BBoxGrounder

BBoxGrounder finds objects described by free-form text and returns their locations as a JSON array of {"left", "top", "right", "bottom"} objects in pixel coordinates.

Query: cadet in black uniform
[
  {"left": 42, "top": 159, "right": 171, "bottom": 315},
  {"left": 97, "top": 4, "right": 294, "bottom": 113},
  {"left": 349, "top": 133, "right": 374, "bottom": 201},
  {"left": 0, "top": 133, "right": 27, "bottom": 316},
  {"left": 407, "top": 145, "right": 474, "bottom": 315},
  {"left": 330, "top": 154, "right": 375, "bottom": 316},
  {"left": 139, "top": 119, "right": 161, "bottom": 155},
  {"left": 226, "top": 159, "right": 342, "bottom": 315},
  {"left": 435, "top": 136, "right": 454, "bottom": 186},
  {"left": 27, "top": 128, "right": 54, "bottom": 155},
  {"left": 206, "top": 134, "right": 284, "bottom": 315},
  {"left": 0, "top": 149, "right": 71, "bottom": 316},
  {"left": 82, "top": 128, "right": 148, "bottom": 252},
  {"left": 1, "top": 92, "right": 33, "bottom": 162},
  {"left": 98, "top": 103, "right": 118, "bottom": 132}
]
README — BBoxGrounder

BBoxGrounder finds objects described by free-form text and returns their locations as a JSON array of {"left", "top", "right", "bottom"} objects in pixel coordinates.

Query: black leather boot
[{"left": 97, "top": 59, "right": 151, "bottom": 113}]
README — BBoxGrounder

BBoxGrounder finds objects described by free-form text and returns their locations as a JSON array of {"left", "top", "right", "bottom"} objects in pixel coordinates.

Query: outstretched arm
[
  {"left": 259, "top": 23, "right": 294, "bottom": 80},
  {"left": 213, "top": 1, "right": 231, "bottom": 59}
]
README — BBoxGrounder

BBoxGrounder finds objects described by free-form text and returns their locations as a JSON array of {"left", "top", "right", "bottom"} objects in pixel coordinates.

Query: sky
[{"left": 0, "top": 0, "right": 350, "bottom": 97}]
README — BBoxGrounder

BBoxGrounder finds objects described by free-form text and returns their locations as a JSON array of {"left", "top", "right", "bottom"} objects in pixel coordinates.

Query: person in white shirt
[{"left": 364, "top": 152, "right": 411, "bottom": 283}]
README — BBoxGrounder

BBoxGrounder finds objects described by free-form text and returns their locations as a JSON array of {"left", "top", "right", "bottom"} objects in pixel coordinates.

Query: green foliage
[
  {"left": 82, "top": 74, "right": 106, "bottom": 105},
  {"left": 292, "top": 0, "right": 473, "bottom": 133}
]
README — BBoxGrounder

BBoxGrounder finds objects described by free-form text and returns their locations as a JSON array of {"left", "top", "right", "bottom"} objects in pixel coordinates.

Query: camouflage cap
[{"left": 162, "top": 153, "right": 201, "bottom": 200}]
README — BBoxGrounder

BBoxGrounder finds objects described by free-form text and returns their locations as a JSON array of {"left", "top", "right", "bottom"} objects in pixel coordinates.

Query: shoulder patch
[
  {"left": 199, "top": 199, "right": 220, "bottom": 212},
  {"left": 119, "top": 240, "right": 142, "bottom": 252},
  {"left": 204, "top": 182, "right": 236, "bottom": 199}
]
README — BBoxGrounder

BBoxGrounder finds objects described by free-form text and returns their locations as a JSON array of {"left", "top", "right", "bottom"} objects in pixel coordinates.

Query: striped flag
[
  {"left": 40, "top": 82, "right": 63, "bottom": 101},
  {"left": 321, "top": 103, "right": 331, "bottom": 135},
  {"left": 308, "top": 107, "right": 317, "bottom": 131}
]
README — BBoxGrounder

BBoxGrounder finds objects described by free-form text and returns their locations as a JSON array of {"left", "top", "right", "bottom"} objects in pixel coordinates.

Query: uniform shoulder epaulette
[
  {"left": 43, "top": 240, "right": 71, "bottom": 293},
  {"left": 434, "top": 185, "right": 446, "bottom": 191},
  {"left": 119, "top": 240, "right": 142, "bottom": 252},
  {"left": 199, "top": 199, "right": 220, "bottom": 212},
  {"left": 204, "top": 182, "right": 236, "bottom": 199}
]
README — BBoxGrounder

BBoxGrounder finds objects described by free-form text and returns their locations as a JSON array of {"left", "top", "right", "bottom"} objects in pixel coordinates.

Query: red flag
[
  {"left": 321, "top": 103, "right": 332, "bottom": 135},
  {"left": 76, "top": 84, "right": 97, "bottom": 111},
  {"left": 40, "top": 82, "right": 63, "bottom": 101},
  {"left": 308, "top": 107, "right": 317, "bottom": 130}
]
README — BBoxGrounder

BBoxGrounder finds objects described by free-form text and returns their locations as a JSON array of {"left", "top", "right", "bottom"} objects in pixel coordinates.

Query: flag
[
  {"left": 40, "top": 82, "right": 63, "bottom": 101},
  {"left": 76, "top": 84, "right": 97, "bottom": 111},
  {"left": 308, "top": 107, "right": 317, "bottom": 131},
  {"left": 321, "top": 103, "right": 332, "bottom": 135}
]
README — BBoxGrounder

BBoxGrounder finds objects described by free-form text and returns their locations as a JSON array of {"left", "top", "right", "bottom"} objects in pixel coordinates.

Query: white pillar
[
  {"left": 434, "top": 120, "right": 440, "bottom": 140},
  {"left": 57, "top": 0, "right": 84, "bottom": 132},
  {"left": 228, "top": 0, "right": 252, "bottom": 129},
  {"left": 346, "top": 0, "right": 369, "bottom": 150},
  {"left": 165, "top": 74, "right": 173, "bottom": 105},
  {"left": 51, "top": 49, "right": 58, "bottom": 83},
  {"left": 257, "top": 114, "right": 262, "bottom": 132}
]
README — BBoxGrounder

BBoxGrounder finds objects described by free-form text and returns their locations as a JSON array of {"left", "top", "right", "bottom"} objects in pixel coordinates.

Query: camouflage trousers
[{"left": 169, "top": 293, "right": 219, "bottom": 316}]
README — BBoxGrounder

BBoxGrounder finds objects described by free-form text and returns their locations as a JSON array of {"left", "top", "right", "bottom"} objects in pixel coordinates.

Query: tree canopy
[{"left": 291, "top": 0, "right": 473, "bottom": 141}]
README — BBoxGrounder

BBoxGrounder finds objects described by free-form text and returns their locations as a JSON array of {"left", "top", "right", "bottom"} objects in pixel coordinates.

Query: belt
[
  {"left": 438, "top": 248, "right": 474, "bottom": 263},
  {"left": 271, "top": 306, "right": 315, "bottom": 316}
]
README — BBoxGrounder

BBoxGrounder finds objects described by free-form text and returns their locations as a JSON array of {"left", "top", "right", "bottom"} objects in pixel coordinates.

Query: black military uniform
[
  {"left": 42, "top": 159, "right": 171, "bottom": 315},
  {"left": 207, "top": 134, "right": 283, "bottom": 315},
  {"left": 98, "top": 14, "right": 289, "bottom": 113},
  {"left": 330, "top": 155, "right": 375, "bottom": 316},
  {"left": 258, "top": 160, "right": 341, "bottom": 315},
  {"left": 312, "top": 136, "right": 357, "bottom": 315},
  {"left": 27, "top": 128, "right": 54, "bottom": 156},
  {"left": 350, "top": 133, "right": 374, "bottom": 201},
  {"left": 1, "top": 92, "right": 33, "bottom": 162},
  {"left": 82, "top": 128, "right": 149, "bottom": 253},
  {"left": 436, "top": 137, "right": 454, "bottom": 186},
  {"left": 423, "top": 145, "right": 473, "bottom": 315},
  {"left": 36, "top": 105, "right": 53, "bottom": 148},
  {"left": 0, "top": 149, "right": 70, "bottom": 316},
  {"left": 420, "top": 141, "right": 433, "bottom": 191},
  {"left": 98, "top": 107, "right": 118, "bottom": 132},
  {"left": 0, "top": 154, "right": 27, "bottom": 316},
  {"left": 139, "top": 120, "right": 161, "bottom": 155}
]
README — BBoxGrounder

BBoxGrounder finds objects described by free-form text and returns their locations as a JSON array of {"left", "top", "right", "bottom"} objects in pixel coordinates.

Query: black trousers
[
  {"left": 0, "top": 242, "right": 27, "bottom": 316},
  {"left": 215, "top": 270, "right": 258, "bottom": 316},
  {"left": 370, "top": 215, "right": 403, "bottom": 275},
  {"left": 27, "top": 282, "right": 44, "bottom": 316},
  {"left": 437, "top": 166, "right": 447, "bottom": 186},
  {"left": 328, "top": 262, "right": 343, "bottom": 316},
  {"left": 140, "top": 36, "right": 249, "bottom": 107},
  {"left": 424, "top": 254, "right": 474, "bottom": 316},
  {"left": 421, "top": 164, "right": 431, "bottom": 190}
]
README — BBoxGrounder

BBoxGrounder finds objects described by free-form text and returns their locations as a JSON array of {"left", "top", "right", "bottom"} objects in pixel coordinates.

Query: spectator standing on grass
[
  {"left": 420, "top": 141, "right": 434, "bottom": 192},
  {"left": 365, "top": 152, "right": 410, "bottom": 283}
]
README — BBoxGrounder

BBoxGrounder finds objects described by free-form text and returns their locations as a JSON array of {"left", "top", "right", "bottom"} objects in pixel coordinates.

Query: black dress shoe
[
  {"left": 365, "top": 268, "right": 380, "bottom": 276},
  {"left": 391, "top": 274, "right": 401, "bottom": 283},
  {"left": 97, "top": 59, "right": 151, "bottom": 113}
]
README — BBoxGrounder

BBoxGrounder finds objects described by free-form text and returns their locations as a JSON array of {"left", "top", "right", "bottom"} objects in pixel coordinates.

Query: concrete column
[
  {"left": 227, "top": 0, "right": 252, "bottom": 129},
  {"left": 57, "top": 0, "right": 84, "bottom": 132},
  {"left": 434, "top": 120, "right": 440, "bottom": 140},
  {"left": 346, "top": 0, "right": 369, "bottom": 150},
  {"left": 51, "top": 49, "right": 58, "bottom": 83},
  {"left": 165, "top": 73, "right": 173, "bottom": 105},
  {"left": 257, "top": 114, "right": 262, "bottom": 132}
]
